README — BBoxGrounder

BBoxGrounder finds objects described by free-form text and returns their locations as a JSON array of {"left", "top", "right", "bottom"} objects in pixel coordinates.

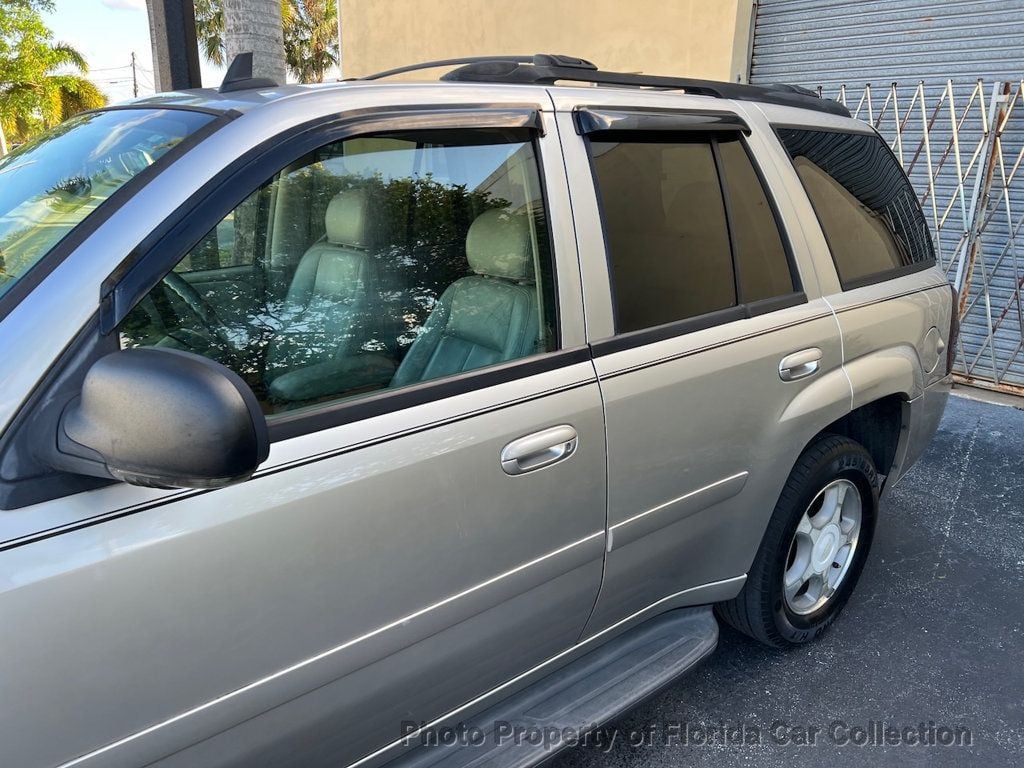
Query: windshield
[{"left": 0, "top": 108, "right": 215, "bottom": 301}]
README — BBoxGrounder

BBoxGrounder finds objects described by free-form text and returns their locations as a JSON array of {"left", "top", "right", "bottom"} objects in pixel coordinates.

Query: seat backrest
[
  {"left": 390, "top": 209, "right": 539, "bottom": 388},
  {"left": 267, "top": 190, "right": 380, "bottom": 377}
]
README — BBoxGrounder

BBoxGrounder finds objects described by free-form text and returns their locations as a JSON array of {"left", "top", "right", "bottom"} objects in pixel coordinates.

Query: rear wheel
[{"left": 716, "top": 434, "right": 879, "bottom": 648}]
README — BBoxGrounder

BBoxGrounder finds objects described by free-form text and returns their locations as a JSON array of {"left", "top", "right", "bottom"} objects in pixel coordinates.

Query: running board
[{"left": 387, "top": 607, "right": 718, "bottom": 768}]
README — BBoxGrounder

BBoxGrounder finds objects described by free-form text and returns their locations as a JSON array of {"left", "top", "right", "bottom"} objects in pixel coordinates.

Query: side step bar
[{"left": 388, "top": 607, "right": 718, "bottom": 768}]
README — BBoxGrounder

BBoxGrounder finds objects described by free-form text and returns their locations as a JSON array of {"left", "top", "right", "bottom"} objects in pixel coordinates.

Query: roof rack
[{"left": 358, "top": 54, "right": 851, "bottom": 118}]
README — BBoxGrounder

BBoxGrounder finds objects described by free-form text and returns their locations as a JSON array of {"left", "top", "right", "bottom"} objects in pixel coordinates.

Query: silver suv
[{"left": 0, "top": 54, "right": 954, "bottom": 768}]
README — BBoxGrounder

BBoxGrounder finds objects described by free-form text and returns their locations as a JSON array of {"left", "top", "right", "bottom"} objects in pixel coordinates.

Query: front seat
[
  {"left": 390, "top": 208, "right": 540, "bottom": 388},
  {"left": 267, "top": 189, "right": 394, "bottom": 403}
]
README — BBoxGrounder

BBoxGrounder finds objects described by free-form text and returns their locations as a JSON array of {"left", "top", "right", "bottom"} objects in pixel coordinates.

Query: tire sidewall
[{"left": 770, "top": 442, "right": 879, "bottom": 644}]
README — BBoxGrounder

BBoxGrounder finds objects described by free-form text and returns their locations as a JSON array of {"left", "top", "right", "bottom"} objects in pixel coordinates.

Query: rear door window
[
  {"left": 718, "top": 138, "right": 794, "bottom": 303},
  {"left": 776, "top": 128, "right": 935, "bottom": 288},
  {"left": 590, "top": 138, "right": 735, "bottom": 333},
  {"left": 588, "top": 132, "right": 799, "bottom": 336}
]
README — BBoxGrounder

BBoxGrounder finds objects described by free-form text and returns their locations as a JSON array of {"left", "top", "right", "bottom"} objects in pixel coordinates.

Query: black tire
[{"left": 716, "top": 434, "right": 879, "bottom": 649}]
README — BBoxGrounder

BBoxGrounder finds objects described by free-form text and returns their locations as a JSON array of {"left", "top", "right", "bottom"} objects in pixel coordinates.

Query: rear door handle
[
  {"left": 779, "top": 348, "right": 822, "bottom": 382},
  {"left": 501, "top": 425, "right": 578, "bottom": 475}
]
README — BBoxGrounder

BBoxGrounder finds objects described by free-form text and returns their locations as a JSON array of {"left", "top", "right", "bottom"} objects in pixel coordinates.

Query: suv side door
[
  {"left": 0, "top": 107, "right": 607, "bottom": 768},
  {"left": 550, "top": 93, "right": 847, "bottom": 632}
]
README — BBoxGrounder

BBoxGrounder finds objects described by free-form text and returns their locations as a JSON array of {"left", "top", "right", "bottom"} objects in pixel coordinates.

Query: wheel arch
[{"left": 819, "top": 394, "right": 905, "bottom": 480}]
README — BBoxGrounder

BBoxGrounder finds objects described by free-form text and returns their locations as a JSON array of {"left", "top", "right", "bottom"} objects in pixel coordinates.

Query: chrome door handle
[
  {"left": 779, "top": 348, "right": 822, "bottom": 382},
  {"left": 500, "top": 425, "right": 578, "bottom": 475}
]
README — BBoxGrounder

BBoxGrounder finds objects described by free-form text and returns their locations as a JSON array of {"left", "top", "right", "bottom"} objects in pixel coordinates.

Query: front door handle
[
  {"left": 779, "top": 348, "right": 822, "bottom": 382},
  {"left": 501, "top": 425, "right": 578, "bottom": 475}
]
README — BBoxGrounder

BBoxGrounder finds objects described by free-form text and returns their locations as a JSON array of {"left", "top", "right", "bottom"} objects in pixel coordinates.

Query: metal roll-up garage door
[{"left": 750, "top": 0, "right": 1024, "bottom": 394}]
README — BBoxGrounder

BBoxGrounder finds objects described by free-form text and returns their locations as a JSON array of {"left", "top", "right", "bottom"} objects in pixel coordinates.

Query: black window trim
[
  {"left": 771, "top": 124, "right": 937, "bottom": 291},
  {"left": 582, "top": 126, "right": 806, "bottom": 352}
]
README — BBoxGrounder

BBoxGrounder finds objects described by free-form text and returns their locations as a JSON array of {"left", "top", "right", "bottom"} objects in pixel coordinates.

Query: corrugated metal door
[{"left": 751, "top": 0, "right": 1024, "bottom": 392}]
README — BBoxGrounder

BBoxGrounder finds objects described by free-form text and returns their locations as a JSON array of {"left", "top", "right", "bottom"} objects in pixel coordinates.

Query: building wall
[{"left": 339, "top": 0, "right": 755, "bottom": 82}]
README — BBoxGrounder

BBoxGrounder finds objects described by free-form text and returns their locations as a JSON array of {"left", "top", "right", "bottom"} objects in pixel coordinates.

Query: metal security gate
[{"left": 750, "top": 0, "right": 1024, "bottom": 393}]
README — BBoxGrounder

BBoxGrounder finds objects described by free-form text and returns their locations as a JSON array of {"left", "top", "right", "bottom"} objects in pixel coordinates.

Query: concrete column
[{"left": 146, "top": 0, "right": 202, "bottom": 92}]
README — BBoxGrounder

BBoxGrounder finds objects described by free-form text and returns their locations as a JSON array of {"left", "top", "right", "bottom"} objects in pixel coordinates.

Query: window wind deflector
[
  {"left": 345, "top": 107, "right": 545, "bottom": 136},
  {"left": 574, "top": 108, "right": 749, "bottom": 135}
]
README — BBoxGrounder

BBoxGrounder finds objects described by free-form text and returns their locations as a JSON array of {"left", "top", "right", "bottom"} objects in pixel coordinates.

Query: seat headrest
[
  {"left": 325, "top": 190, "right": 375, "bottom": 248},
  {"left": 466, "top": 209, "right": 533, "bottom": 281}
]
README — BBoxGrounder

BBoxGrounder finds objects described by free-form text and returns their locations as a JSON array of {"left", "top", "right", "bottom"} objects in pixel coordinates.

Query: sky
[{"left": 41, "top": 0, "right": 226, "bottom": 104}]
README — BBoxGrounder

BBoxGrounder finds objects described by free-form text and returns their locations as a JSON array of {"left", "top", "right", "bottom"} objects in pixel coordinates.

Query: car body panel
[
  {"left": 0, "top": 78, "right": 954, "bottom": 768},
  {"left": 0, "top": 89, "right": 609, "bottom": 768},
  {"left": 549, "top": 92, "right": 850, "bottom": 633},
  {"left": 1, "top": 362, "right": 607, "bottom": 768}
]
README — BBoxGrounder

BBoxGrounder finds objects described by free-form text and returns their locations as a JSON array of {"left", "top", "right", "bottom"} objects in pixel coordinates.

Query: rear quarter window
[{"left": 776, "top": 128, "right": 935, "bottom": 288}]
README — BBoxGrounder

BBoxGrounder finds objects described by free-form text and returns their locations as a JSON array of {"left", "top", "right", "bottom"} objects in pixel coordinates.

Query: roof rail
[{"left": 358, "top": 54, "right": 850, "bottom": 118}]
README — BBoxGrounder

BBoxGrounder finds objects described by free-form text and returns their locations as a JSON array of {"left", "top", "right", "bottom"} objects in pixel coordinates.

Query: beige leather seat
[
  {"left": 267, "top": 189, "right": 391, "bottom": 402},
  {"left": 390, "top": 209, "right": 539, "bottom": 387}
]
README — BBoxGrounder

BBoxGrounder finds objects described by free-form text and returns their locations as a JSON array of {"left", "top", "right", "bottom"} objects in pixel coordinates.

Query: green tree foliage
[
  {"left": 193, "top": 0, "right": 226, "bottom": 67},
  {"left": 280, "top": 0, "right": 338, "bottom": 84},
  {"left": 195, "top": 0, "right": 339, "bottom": 83},
  {"left": 0, "top": 0, "right": 106, "bottom": 154}
]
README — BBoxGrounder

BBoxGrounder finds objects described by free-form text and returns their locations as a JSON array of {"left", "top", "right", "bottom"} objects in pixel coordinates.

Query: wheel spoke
[
  {"left": 820, "top": 575, "right": 836, "bottom": 600},
  {"left": 782, "top": 478, "right": 866, "bottom": 617},
  {"left": 784, "top": 574, "right": 806, "bottom": 602},
  {"left": 828, "top": 482, "right": 847, "bottom": 525},
  {"left": 803, "top": 559, "right": 820, "bottom": 581}
]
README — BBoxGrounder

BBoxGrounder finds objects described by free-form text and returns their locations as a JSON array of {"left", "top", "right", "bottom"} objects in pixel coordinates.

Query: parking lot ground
[{"left": 551, "top": 392, "right": 1024, "bottom": 767}]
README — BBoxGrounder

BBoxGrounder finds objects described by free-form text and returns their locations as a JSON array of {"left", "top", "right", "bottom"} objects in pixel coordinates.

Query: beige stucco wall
[{"left": 340, "top": 1, "right": 755, "bottom": 83}]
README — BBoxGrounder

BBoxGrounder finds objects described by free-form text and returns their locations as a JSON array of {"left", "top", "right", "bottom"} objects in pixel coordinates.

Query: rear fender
[{"left": 844, "top": 345, "right": 924, "bottom": 407}]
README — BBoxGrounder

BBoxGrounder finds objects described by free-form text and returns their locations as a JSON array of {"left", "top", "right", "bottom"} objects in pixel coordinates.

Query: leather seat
[
  {"left": 391, "top": 209, "right": 539, "bottom": 388},
  {"left": 267, "top": 189, "right": 393, "bottom": 402}
]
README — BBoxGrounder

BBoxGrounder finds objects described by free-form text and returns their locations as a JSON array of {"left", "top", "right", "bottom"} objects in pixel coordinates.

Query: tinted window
[
  {"left": 590, "top": 138, "right": 735, "bottom": 333},
  {"left": 119, "top": 130, "right": 556, "bottom": 416},
  {"left": 718, "top": 138, "right": 795, "bottom": 302},
  {"left": 777, "top": 128, "right": 935, "bottom": 286}
]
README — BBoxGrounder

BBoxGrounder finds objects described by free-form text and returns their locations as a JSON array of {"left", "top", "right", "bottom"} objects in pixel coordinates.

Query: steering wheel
[
  {"left": 158, "top": 271, "right": 238, "bottom": 357},
  {"left": 162, "top": 271, "right": 218, "bottom": 327}
]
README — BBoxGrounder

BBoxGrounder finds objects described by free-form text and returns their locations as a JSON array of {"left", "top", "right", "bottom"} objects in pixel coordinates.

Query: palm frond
[{"left": 49, "top": 42, "right": 89, "bottom": 73}]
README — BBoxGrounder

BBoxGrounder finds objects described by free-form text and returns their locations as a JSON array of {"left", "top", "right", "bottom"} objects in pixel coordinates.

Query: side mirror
[{"left": 47, "top": 348, "right": 269, "bottom": 489}]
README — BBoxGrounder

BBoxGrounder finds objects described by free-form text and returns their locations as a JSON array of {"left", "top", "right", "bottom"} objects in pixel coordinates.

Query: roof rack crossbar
[
  {"left": 359, "top": 55, "right": 537, "bottom": 81},
  {"left": 358, "top": 54, "right": 600, "bottom": 82},
  {"left": 358, "top": 54, "right": 850, "bottom": 119}
]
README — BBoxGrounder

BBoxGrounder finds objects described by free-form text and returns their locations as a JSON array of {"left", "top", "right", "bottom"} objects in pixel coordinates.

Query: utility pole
[{"left": 131, "top": 52, "right": 139, "bottom": 98}]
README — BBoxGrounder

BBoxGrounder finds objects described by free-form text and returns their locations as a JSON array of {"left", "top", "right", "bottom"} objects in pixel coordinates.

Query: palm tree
[
  {"left": 193, "top": 0, "right": 226, "bottom": 67},
  {"left": 196, "top": 0, "right": 339, "bottom": 84},
  {"left": 38, "top": 43, "right": 106, "bottom": 122},
  {"left": 222, "top": 0, "right": 287, "bottom": 85},
  {"left": 281, "top": 0, "right": 339, "bottom": 84},
  {"left": 0, "top": 41, "right": 105, "bottom": 155}
]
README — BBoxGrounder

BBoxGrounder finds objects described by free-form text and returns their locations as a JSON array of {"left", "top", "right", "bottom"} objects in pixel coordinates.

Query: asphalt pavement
[{"left": 551, "top": 391, "right": 1024, "bottom": 767}]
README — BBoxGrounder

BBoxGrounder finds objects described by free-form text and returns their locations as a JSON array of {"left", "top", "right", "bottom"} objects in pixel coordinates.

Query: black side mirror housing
[{"left": 46, "top": 348, "right": 269, "bottom": 489}]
